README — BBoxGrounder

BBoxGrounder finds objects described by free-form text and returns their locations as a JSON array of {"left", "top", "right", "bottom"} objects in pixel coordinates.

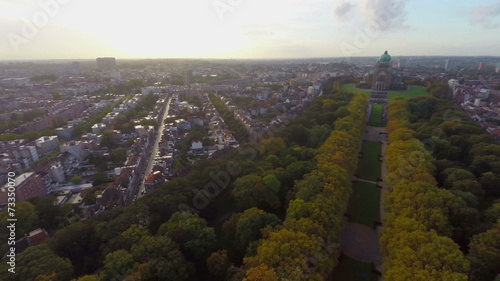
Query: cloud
[
  {"left": 358, "top": 0, "right": 409, "bottom": 30},
  {"left": 332, "top": 0, "right": 409, "bottom": 30},
  {"left": 333, "top": 0, "right": 355, "bottom": 22},
  {"left": 469, "top": 2, "right": 500, "bottom": 29}
]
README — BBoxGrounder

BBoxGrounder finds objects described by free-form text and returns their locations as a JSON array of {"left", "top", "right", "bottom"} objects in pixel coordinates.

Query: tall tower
[
  {"left": 184, "top": 69, "right": 193, "bottom": 88},
  {"left": 444, "top": 59, "right": 455, "bottom": 71}
]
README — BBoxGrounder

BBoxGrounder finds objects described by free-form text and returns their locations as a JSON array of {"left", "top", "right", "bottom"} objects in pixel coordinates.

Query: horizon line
[{"left": 2, "top": 55, "right": 500, "bottom": 63}]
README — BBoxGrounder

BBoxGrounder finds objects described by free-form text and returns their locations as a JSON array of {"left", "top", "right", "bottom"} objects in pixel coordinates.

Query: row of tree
[
  {"left": 382, "top": 98, "right": 470, "bottom": 281},
  {"left": 405, "top": 92, "right": 500, "bottom": 281},
  {"left": 242, "top": 94, "right": 368, "bottom": 280},
  {"left": 209, "top": 94, "right": 249, "bottom": 143}
]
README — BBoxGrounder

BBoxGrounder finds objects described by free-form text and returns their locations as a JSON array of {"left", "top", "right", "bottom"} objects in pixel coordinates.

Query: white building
[
  {"left": 60, "top": 141, "right": 86, "bottom": 160},
  {"left": 91, "top": 123, "right": 107, "bottom": 134},
  {"left": 13, "top": 145, "right": 39, "bottom": 165},
  {"left": 191, "top": 140, "right": 203, "bottom": 150},
  {"left": 35, "top": 136, "right": 59, "bottom": 156},
  {"left": 49, "top": 162, "right": 65, "bottom": 183},
  {"left": 55, "top": 126, "right": 74, "bottom": 140}
]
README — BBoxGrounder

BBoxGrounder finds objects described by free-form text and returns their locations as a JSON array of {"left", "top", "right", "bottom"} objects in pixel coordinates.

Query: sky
[{"left": 0, "top": 0, "right": 499, "bottom": 60}]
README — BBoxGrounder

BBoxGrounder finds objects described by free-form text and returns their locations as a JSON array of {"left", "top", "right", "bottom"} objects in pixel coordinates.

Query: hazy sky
[{"left": 1, "top": 0, "right": 499, "bottom": 60}]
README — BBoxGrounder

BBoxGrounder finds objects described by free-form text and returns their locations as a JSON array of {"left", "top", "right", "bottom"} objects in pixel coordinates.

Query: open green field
[
  {"left": 331, "top": 255, "right": 379, "bottom": 281},
  {"left": 341, "top": 84, "right": 371, "bottom": 98},
  {"left": 387, "top": 86, "right": 429, "bottom": 99},
  {"left": 347, "top": 181, "right": 380, "bottom": 226},
  {"left": 407, "top": 86, "right": 429, "bottom": 96},
  {"left": 356, "top": 141, "right": 382, "bottom": 181},
  {"left": 368, "top": 104, "right": 384, "bottom": 127},
  {"left": 341, "top": 84, "right": 429, "bottom": 99}
]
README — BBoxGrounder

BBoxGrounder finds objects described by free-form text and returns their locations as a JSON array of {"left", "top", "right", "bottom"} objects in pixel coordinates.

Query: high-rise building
[
  {"left": 397, "top": 59, "right": 405, "bottom": 69},
  {"left": 477, "top": 62, "right": 486, "bottom": 71},
  {"left": 184, "top": 69, "right": 193, "bottom": 88},
  {"left": 96, "top": 57, "right": 117, "bottom": 71},
  {"left": 445, "top": 59, "right": 455, "bottom": 71},
  {"left": 496, "top": 63, "right": 500, "bottom": 74}
]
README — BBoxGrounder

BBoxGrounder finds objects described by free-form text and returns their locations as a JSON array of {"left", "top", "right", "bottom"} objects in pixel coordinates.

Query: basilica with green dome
[{"left": 362, "top": 50, "right": 402, "bottom": 90}]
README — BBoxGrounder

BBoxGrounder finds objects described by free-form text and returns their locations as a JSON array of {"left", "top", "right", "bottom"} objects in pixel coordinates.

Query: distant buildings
[
  {"left": 477, "top": 62, "right": 486, "bottom": 71},
  {"left": 96, "top": 57, "right": 117, "bottom": 71},
  {"left": 445, "top": 59, "right": 455, "bottom": 71}
]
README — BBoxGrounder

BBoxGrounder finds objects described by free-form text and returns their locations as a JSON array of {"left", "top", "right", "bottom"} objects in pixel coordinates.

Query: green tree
[
  {"left": 259, "top": 137, "right": 286, "bottom": 156},
  {"left": 223, "top": 208, "right": 281, "bottom": 250},
  {"left": 0, "top": 244, "right": 73, "bottom": 281},
  {"left": 131, "top": 235, "right": 193, "bottom": 280},
  {"left": 92, "top": 171, "right": 110, "bottom": 186},
  {"left": 232, "top": 174, "right": 281, "bottom": 210},
  {"left": 29, "top": 196, "right": 63, "bottom": 230},
  {"left": 100, "top": 131, "right": 117, "bottom": 149},
  {"left": 207, "top": 250, "right": 231, "bottom": 279},
  {"left": 52, "top": 92, "right": 62, "bottom": 100},
  {"left": 0, "top": 201, "right": 38, "bottom": 239},
  {"left": 243, "top": 264, "right": 279, "bottom": 281},
  {"left": 157, "top": 212, "right": 216, "bottom": 260},
  {"left": 485, "top": 202, "right": 500, "bottom": 224},
  {"left": 468, "top": 221, "right": 500, "bottom": 281},
  {"left": 70, "top": 176, "right": 83, "bottom": 184},
  {"left": 244, "top": 228, "right": 328, "bottom": 281},
  {"left": 112, "top": 147, "right": 127, "bottom": 164},
  {"left": 383, "top": 230, "right": 469, "bottom": 281},
  {"left": 47, "top": 222, "right": 92, "bottom": 274},
  {"left": 101, "top": 250, "right": 133, "bottom": 281}
]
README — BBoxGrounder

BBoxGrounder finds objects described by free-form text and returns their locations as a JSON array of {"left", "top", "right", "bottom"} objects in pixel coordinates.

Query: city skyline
[{"left": 1, "top": 0, "right": 500, "bottom": 60}]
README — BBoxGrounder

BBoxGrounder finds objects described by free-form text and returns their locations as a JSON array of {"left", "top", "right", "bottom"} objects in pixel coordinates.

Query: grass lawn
[
  {"left": 341, "top": 84, "right": 371, "bottom": 98},
  {"left": 347, "top": 181, "right": 380, "bottom": 226},
  {"left": 368, "top": 105, "right": 384, "bottom": 127},
  {"left": 341, "top": 83, "right": 429, "bottom": 100},
  {"left": 387, "top": 85, "right": 429, "bottom": 99},
  {"left": 331, "top": 255, "right": 379, "bottom": 281},
  {"left": 356, "top": 141, "right": 382, "bottom": 181},
  {"left": 407, "top": 86, "right": 428, "bottom": 96}
]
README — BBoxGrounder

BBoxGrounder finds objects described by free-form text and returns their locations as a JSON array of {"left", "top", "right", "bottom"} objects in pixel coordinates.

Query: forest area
[{"left": 382, "top": 82, "right": 500, "bottom": 281}]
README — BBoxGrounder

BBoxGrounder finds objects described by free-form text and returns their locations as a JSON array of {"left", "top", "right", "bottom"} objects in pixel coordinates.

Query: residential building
[
  {"left": 4, "top": 172, "right": 50, "bottom": 202},
  {"left": 48, "top": 162, "right": 65, "bottom": 183},
  {"left": 35, "top": 136, "right": 59, "bottom": 156}
]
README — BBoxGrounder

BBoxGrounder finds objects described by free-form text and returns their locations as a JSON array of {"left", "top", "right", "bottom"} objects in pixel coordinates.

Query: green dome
[{"left": 380, "top": 50, "right": 391, "bottom": 62}]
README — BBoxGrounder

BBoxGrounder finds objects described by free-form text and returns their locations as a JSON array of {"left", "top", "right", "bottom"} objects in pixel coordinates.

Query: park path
[
  {"left": 368, "top": 126, "right": 389, "bottom": 223},
  {"left": 335, "top": 103, "right": 388, "bottom": 280}
]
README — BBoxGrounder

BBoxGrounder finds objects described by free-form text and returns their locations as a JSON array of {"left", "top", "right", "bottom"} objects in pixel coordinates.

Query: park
[{"left": 333, "top": 99, "right": 386, "bottom": 281}]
